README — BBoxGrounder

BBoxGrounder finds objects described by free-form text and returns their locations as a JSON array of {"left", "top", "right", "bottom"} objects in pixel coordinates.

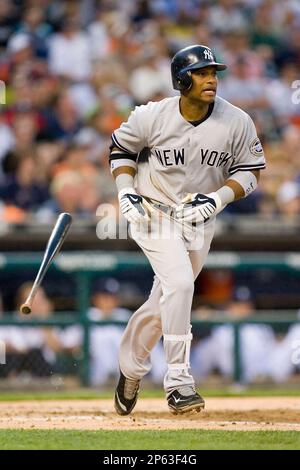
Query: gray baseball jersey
[{"left": 112, "top": 95, "right": 266, "bottom": 206}]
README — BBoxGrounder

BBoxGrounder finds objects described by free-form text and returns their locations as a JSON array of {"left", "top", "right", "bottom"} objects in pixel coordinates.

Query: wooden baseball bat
[{"left": 20, "top": 213, "right": 73, "bottom": 315}]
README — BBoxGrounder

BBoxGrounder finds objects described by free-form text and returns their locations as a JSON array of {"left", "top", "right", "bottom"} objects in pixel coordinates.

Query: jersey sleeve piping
[
  {"left": 228, "top": 163, "right": 266, "bottom": 175},
  {"left": 112, "top": 132, "right": 138, "bottom": 155}
]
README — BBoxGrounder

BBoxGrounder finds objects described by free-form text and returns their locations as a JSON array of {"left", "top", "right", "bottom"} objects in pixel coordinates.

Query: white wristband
[
  {"left": 228, "top": 170, "right": 258, "bottom": 197},
  {"left": 215, "top": 185, "right": 235, "bottom": 206},
  {"left": 205, "top": 186, "right": 234, "bottom": 216},
  {"left": 115, "top": 173, "right": 134, "bottom": 193}
]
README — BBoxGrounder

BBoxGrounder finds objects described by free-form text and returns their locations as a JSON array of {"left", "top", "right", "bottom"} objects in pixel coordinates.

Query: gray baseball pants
[{"left": 119, "top": 212, "right": 215, "bottom": 394}]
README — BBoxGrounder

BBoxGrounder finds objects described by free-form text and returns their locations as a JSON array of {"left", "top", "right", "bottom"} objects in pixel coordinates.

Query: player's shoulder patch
[{"left": 249, "top": 137, "right": 263, "bottom": 157}]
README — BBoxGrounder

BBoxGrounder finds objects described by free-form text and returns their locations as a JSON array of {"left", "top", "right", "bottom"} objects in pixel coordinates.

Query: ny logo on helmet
[{"left": 203, "top": 49, "right": 213, "bottom": 61}]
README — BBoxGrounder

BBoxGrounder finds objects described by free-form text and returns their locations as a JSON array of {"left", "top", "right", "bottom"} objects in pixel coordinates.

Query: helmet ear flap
[{"left": 177, "top": 70, "right": 193, "bottom": 91}]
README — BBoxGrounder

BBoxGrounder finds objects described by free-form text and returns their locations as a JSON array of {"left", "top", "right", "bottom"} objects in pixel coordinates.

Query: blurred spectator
[
  {"left": 129, "top": 46, "right": 173, "bottom": 104},
  {"left": 267, "top": 309, "right": 300, "bottom": 382},
  {"left": 49, "top": 140, "right": 102, "bottom": 215},
  {"left": 208, "top": 0, "right": 248, "bottom": 35},
  {"left": 60, "top": 276, "right": 165, "bottom": 386},
  {"left": 0, "top": 0, "right": 299, "bottom": 221},
  {"left": 17, "top": 283, "right": 62, "bottom": 371},
  {"left": 0, "top": 0, "right": 20, "bottom": 51},
  {"left": 88, "top": 5, "right": 117, "bottom": 61},
  {"left": 192, "top": 286, "right": 276, "bottom": 384},
  {"left": 67, "top": 82, "right": 98, "bottom": 119},
  {"left": 276, "top": 181, "right": 300, "bottom": 219},
  {"left": 48, "top": 16, "right": 92, "bottom": 81},
  {"left": 52, "top": 142, "right": 98, "bottom": 180},
  {"left": 73, "top": 127, "right": 105, "bottom": 165},
  {"left": 250, "top": 1, "right": 281, "bottom": 50},
  {"left": 0, "top": 119, "right": 15, "bottom": 183},
  {"left": 7, "top": 109, "right": 39, "bottom": 155},
  {"left": 0, "top": 153, "right": 50, "bottom": 212},
  {"left": 89, "top": 278, "right": 167, "bottom": 385},
  {"left": 40, "top": 91, "right": 81, "bottom": 142},
  {"left": 266, "top": 62, "right": 300, "bottom": 131},
  {"left": 221, "top": 30, "right": 265, "bottom": 77},
  {"left": 35, "top": 141, "right": 63, "bottom": 183},
  {"left": 0, "top": 283, "right": 62, "bottom": 378},
  {"left": 275, "top": 27, "right": 300, "bottom": 70},
  {"left": 88, "top": 278, "right": 130, "bottom": 385},
  {"left": 36, "top": 170, "right": 86, "bottom": 222},
  {"left": 17, "top": 6, "right": 52, "bottom": 59},
  {"left": 0, "top": 311, "right": 27, "bottom": 378},
  {"left": 60, "top": 277, "right": 130, "bottom": 386},
  {"left": 218, "top": 54, "right": 269, "bottom": 116},
  {"left": 7, "top": 32, "right": 33, "bottom": 61},
  {"left": 88, "top": 278, "right": 131, "bottom": 322}
]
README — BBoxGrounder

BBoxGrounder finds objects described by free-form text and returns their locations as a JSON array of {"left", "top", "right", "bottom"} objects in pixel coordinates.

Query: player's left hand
[{"left": 175, "top": 192, "right": 222, "bottom": 224}]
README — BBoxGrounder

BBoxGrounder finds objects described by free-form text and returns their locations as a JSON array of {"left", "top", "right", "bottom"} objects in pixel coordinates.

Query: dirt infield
[{"left": 0, "top": 397, "right": 300, "bottom": 431}]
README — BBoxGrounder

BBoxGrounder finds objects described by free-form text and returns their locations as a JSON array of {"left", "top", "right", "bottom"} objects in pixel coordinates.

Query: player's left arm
[
  {"left": 176, "top": 113, "right": 265, "bottom": 224},
  {"left": 224, "top": 169, "right": 260, "bottom": 201}
]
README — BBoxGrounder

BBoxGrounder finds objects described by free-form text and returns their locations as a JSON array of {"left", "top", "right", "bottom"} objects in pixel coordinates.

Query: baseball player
[{"left": 110, "top": 45, "right": 266, "bottom": 415}]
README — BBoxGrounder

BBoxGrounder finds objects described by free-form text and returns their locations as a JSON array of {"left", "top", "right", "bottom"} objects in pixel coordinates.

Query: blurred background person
[
  {"left": 36, "top": 170, "right": 86, "bottom": 222},
  {"left": 192, "top": 286, "right": 276, "bottom": 384},
  {"left": 276, "top": 181, "right": 300, "bottom": 219},
  {"left": 0, "top": 283, "right": 62, "bottom": 379},
  {"left": 0, "top": 0, "right": 298, "bottom": 223},
  {"left": 267, "top": 309, "right": 300, "bottom": 383},
  {"left": 60, "top": 277, "right": 130, "bottom": 386},
  {"left": 0, "top": 152, "right": 50, "bottom": 215},
  {"left": 14, "top": 282, "right": 62, "bottom": 377},
  {"left": 88, "top": 277, "right": 166, "bottom": 386},
  {"left": 48, "top": 15, "right": 92, "bottom": 82},
  {"left": 88, "top": 278, "right": 131, "bottom": 386}
]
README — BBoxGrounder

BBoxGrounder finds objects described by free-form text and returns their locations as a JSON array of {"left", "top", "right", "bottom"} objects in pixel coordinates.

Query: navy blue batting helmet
[{"left": 171, "top": 45, "right": 227, "bottom": 91}]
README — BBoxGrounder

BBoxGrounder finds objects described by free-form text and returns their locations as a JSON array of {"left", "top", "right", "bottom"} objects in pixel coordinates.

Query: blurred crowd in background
[
  {"left": 1, "top": 279, "right": 300, "bottom": 385},
  {"left": 0, "top": 0, "right": 300, "bottom": 224}
]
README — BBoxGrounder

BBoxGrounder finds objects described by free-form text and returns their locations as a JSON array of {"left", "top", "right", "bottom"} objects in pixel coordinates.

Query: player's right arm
[
  {"left": 109, "top": 106, "right": 151, "bottom": 223},
  {"left": 110, "top": 147, "right": 149, "bottom": 224}
]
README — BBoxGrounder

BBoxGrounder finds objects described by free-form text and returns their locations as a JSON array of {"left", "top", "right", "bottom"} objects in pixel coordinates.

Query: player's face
[{"left": 189, "top": 66, "right": 218, "bottom": 103}]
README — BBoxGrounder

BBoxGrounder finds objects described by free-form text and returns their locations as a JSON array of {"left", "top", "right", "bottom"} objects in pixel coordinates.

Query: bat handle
[
  {"left": 20, "top": 302, "right": 32, "bottom": 315},
  {"left": 20, "top": 290, "right": 36, "bottom": 315}
]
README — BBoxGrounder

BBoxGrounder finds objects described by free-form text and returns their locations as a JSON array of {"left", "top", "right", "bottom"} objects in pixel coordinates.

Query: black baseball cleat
[
  {"left": 114, "top": 371, "right": 140, "bottom": 416},
  {"left": 167, "top": 386, "right": 205, "bottom": 415}
]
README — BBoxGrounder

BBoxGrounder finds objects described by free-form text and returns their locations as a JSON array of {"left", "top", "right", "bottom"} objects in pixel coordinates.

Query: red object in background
[
  {"left": 195, "top": 269, "right": 234, "bottom": 305},
  {"left": 0, "top": 61, "right": 9, "bottom": 83},
  {"left": 0, "top": 204, "right": 27, "bottom": 223},
  {"left": 291, "top": 116, "right": 300, "bottom": 128}
]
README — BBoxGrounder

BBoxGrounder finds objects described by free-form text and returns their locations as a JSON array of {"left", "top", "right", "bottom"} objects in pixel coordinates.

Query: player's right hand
[{"left": 118, "top": 188, "right": 151, "bottom": 224}]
